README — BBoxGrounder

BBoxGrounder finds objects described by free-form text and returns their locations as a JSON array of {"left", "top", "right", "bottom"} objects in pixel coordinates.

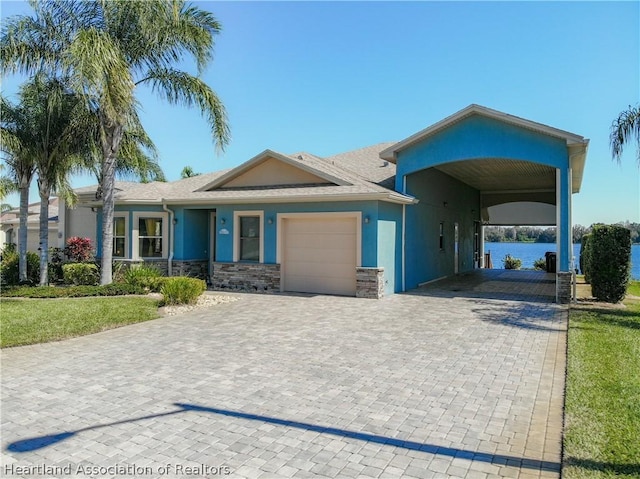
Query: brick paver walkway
[{"left": 1, "top": 278, "right": 566, "bottom": 478}]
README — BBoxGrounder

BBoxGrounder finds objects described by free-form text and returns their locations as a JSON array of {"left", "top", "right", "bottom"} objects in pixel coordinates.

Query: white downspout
[{"left": 162, "top": 202, "right": 174, "bottom": 277}]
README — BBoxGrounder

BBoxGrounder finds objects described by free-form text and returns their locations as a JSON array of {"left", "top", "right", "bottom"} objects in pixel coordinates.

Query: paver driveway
[{"left": 1, "top": 290, "right": 566, "bottom": 478}]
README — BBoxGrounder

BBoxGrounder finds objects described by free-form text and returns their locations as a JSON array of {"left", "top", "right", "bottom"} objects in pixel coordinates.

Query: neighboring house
[
  {"left": 81, "top": 105, "right": 588, "bottom": 302},
  {"left": 0, "top": 182, "right": 138, "bottom": 254}
]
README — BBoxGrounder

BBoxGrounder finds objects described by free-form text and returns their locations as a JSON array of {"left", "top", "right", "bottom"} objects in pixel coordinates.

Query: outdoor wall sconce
[
  {"left": 364, "top": 216, "right": 370, "bottom": 224},
  {"left": 267, "top": 217, "right": 274, "bottom": 225},
  {"left": 220, "top": 218, "right": 226, "bottom": 225},
  {"left": 172, "top": 218, "right": 178, "bottom": 225}
]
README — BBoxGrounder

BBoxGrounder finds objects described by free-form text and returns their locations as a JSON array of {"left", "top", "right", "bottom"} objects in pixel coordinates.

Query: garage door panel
[
  {"left": 282, "top": 216, "right": 357, "bottom": 296},
  {"left": 285, "top": 246, "right": 355, "bottom": 264}
]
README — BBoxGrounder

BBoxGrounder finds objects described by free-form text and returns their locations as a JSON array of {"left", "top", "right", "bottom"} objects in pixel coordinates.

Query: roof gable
[
  {"left": 197, "top": 150, "right": 350, "bottom": 191},
  {"left": 380, "top": 104, "right": 588, "bottom": 162}
]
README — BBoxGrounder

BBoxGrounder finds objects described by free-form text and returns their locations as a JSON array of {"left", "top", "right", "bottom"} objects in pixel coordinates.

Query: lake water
[{"left": 485, "top": 242, "right": 640, "bottom": 280}]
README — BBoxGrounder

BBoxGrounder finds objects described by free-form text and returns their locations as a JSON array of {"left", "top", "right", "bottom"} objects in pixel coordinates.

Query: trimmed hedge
[
  {"left": 579, "top": 234, "right": 592, "bottom": 282},
  {"left": 62, "top": 263, "right": 100, "bottom": 286},
  {"left": 0, "top": 283, "right": 146, "bottom": 298},
  {"left": 589, "top": 224, "right": 631, "bottom": 303},
  {"left": 160, "top": 277, "right": 206, "bottom": 305}
]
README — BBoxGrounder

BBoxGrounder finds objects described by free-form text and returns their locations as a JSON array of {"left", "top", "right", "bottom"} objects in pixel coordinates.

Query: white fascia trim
[
  {"left": 233, "top": 210, "right": 264, "bottom": 263},
  {"left": 162, "top": 192, "right": 417, "bottom": 206},
  {"left": 197, "top": 149, "right": 351, "bottom": 192}
]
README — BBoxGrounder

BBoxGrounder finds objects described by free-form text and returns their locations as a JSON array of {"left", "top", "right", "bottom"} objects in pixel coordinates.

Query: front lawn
[
  {"left": 1, "top": 296, "right": 160, "bottom": 348},
  {"left": 563, "top": 293, "right": 640, "bottom": 478}
]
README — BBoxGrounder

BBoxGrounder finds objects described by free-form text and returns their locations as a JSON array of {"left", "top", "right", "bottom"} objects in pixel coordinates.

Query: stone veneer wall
[
  {"left": 556, "top": 271, "right": 572, "bottom": 304},
  {"left": 212, "top": 262, "right": 281, "bottom": 293},
  {"left": 172, "top": 260, "right": 208, "bottom": 279},
  {"left": 356, "top": 267, "right": 384, "bottom": 299}
]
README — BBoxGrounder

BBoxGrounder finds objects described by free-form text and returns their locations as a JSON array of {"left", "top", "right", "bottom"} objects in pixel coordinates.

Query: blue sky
[{"left": 1, "top": 1, "right": 638, "bottom": 226}]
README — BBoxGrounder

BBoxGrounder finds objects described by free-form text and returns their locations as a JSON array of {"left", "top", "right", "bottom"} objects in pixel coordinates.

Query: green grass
[
  {"left": 1, "top": 296, "right": 160, "bottom": 348},
  {"left": 563, "top": 298, "right": 640, "bottom": 478},
  {"left": 627, "top": 280, "right": 640, "bottom": 297}
]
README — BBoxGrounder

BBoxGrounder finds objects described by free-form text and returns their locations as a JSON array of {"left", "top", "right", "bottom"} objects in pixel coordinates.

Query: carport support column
[{"left": 556, "top": 168, "right": 572, "bottom": 303}]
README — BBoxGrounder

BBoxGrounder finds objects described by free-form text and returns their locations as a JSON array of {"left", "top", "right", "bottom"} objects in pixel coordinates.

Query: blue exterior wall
[
  {"left": 395, "top": 115, "right": 568, "bottom": 191},
  {"left": 174, "top": 208, "right": 209, "bottom": 260},
  {"left": 377, "top": 201, "right": 403, "bottom": 294},
  {"left": 210, "top": 201, "right": 380, "bottom": 265},
  {"left": 404, "top": 168, "right": 480, "bottom": 289},
  {"left": 395, "top": 113, "right": 573, "bottom": 272}
]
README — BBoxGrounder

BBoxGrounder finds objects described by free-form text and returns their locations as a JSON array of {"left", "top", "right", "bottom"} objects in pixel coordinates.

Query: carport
[{"left": 380, "top": 104, "right": 589, "bottom": 303}]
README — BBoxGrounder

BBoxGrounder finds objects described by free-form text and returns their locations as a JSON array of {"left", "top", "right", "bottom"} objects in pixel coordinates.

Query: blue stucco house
[{"left": 90, "top": 105, "right": 588, "bottom": 302}]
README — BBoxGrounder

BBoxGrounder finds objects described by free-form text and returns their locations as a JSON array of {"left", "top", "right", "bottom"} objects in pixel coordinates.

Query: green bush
[
  {"left": 0, "top": 244, "right": 40, "bottom": 285},
  {"left": 123, "top": 263, "right": 165, "bottom": 292},
  {"left": 0, "top": 283, "right": 146, "bottom": 298},
  {"left": 503, "top": 254, "right": 522, "bottom": 270},
  {"left": 579, "top": 234, "right": 592, "bottom": 282},
  {"left": 533, "top": 258, "right": 547, "bottom": 271},
  {"left": 62, "top": 263, "right": 100, "bottom": 286},
  {"left": 590, "top": 225, "right": 631, "bottom": 303},
  {"left": 160, "top": 277, "right": 206, "bottom": 305}
]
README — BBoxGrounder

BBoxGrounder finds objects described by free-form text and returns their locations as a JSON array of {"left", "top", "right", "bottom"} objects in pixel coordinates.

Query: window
[
  {"left": 113, "top": 216, "right": 126, "bottom": 258},
  {"left": 239, "top": 216, "right": 260, "bottom": 261},
  {"left": 133, "top": 212, "right": 168, "bottom": 259},
  {"left": 234, "top": 211, "right": 263, "bottom": 262},
  {"left": 139, "top": 217, "right": 163, "bottom": 257},
  {"left": 439, "top": 222, "right": 445, "bottom": 250}
]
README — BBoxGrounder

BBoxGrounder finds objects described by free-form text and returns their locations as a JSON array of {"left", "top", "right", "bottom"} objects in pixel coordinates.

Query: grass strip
[
  {"left": 563, "top": 297, "right": 640, "bottom": 478},
  {"left": 1, "top": 296, "right": 160, "bottom": 348}
]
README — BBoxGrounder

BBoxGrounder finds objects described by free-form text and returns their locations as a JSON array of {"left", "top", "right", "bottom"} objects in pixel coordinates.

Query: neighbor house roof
[{"left": 1, "top": 198, "right": 59, "bottom": 226}]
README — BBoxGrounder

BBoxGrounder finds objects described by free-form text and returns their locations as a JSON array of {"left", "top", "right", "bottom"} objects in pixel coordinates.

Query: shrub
[
  {"left": 160, "top": 277, "right": 206, "bottom": 305},
  {"left": 533, "top": 258, "right": 547, "bottom": 271},
  {"left": 579, "top": 234, "right": 592, "bottom": 282},
  {"left": 0, "top": 283, "right": 146, "bottom": 298},
  {"left": 65, "top": 236, "right": 94, "bottom": 262},
  {"left": 590, "top": 224, "right": 631, "bottom": 303},
  {"left": 123, "top": 263, "right": 165, "bottom": 292},
  {"left": 503, "top": 254, "right": 522, "bottom": 270},
  {"left": 0, "top": 243, "right": 40, "bottom": 285},
  {"left": 62, "top": 263, "right": 100, "bottom": 286}
]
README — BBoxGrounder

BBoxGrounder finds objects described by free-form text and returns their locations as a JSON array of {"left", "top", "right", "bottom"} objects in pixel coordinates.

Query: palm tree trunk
[
  {"left": 38, "top": 181, "right": 50, "bottom": 286},
  {"left": 18, "top": 179, "right": 29, "bottom": 283},
  {"left": 99, "top": 122, "right": 124, "bottom": 285}
]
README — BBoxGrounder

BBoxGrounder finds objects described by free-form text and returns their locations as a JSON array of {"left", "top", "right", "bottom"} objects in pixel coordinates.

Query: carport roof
[{"left": 380, "top": 104, "right": 589, "bottom": 193}]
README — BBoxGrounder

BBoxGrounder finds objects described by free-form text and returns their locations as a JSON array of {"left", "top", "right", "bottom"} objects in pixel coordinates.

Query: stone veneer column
[
  {"left": 556, "top": 271, "right": 572, "bottom": 304},
  {"left": 356, "top": 267, "right": 384, "bottom": 299}
]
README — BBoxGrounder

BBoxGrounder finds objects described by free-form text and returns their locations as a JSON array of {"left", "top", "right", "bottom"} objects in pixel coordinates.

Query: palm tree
[
  {"left": 2, "top": 0, "right": 230, "bottom": 284},
  {"left": 0, "top": 163, "right": 17, "bottom": 200},
  {"left": 610, "top": 104, "right": 640, "bottom": 166},
  {"left": 180, "top": 165, "right": 201, "bottom": 178},
  {"left": 1, "top": 96, "right": 37, "bottom": 282}
]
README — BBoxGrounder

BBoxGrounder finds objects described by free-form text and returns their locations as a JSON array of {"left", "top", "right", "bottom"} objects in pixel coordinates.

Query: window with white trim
[
  {"left": 234, "top": 211, "right": 263, "bottom": 262},
  {"left": 112, "top": 214, "right": 128, "bottom": 258},
  {"left": 133, "top": 212, "right": 168, "bottom": 259}
]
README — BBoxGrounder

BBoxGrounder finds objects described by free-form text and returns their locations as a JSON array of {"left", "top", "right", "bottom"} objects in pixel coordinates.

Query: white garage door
[{"left": 282, "top": 216, "right": 357, "bottom": 296}]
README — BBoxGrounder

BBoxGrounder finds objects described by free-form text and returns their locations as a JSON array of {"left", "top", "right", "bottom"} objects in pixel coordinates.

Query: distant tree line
[{"left": 484, "top": 222, "right": 640, "bottom": 244}]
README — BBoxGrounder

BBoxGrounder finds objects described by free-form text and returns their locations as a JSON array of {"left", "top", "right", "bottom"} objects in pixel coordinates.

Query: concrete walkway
[{"left": 1, "top": 287, "right": 566, "bottom": 478}]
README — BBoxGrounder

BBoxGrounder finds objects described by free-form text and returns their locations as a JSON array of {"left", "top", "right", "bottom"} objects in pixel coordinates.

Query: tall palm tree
[
  {"left": 2, "top": 0, "right": 230, "bottom": 284},
  {"left": 611, "top": 104, "right": 640, "bottom": 166},
  {"left": 1, "top": 97, "right": 37, "bottom": 282},
  {"left": 180, "top": 165, "right": 201, "bottom": 178},
  {"left": 0, "top": 163, "right": 17, "bottom": 201}
]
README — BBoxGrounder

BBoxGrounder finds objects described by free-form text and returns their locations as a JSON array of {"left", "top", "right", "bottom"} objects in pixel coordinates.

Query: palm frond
[
  {"left": 142, "top": 68, "right": 230, "bottom": 152},
  {"left": 610, "top": 104, "right": 640, "bottom": 165}
]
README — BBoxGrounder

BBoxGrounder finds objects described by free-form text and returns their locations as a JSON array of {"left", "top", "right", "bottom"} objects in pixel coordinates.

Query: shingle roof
[{"left": 85, "top": 143, "right": 415, "bottom": 205}]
